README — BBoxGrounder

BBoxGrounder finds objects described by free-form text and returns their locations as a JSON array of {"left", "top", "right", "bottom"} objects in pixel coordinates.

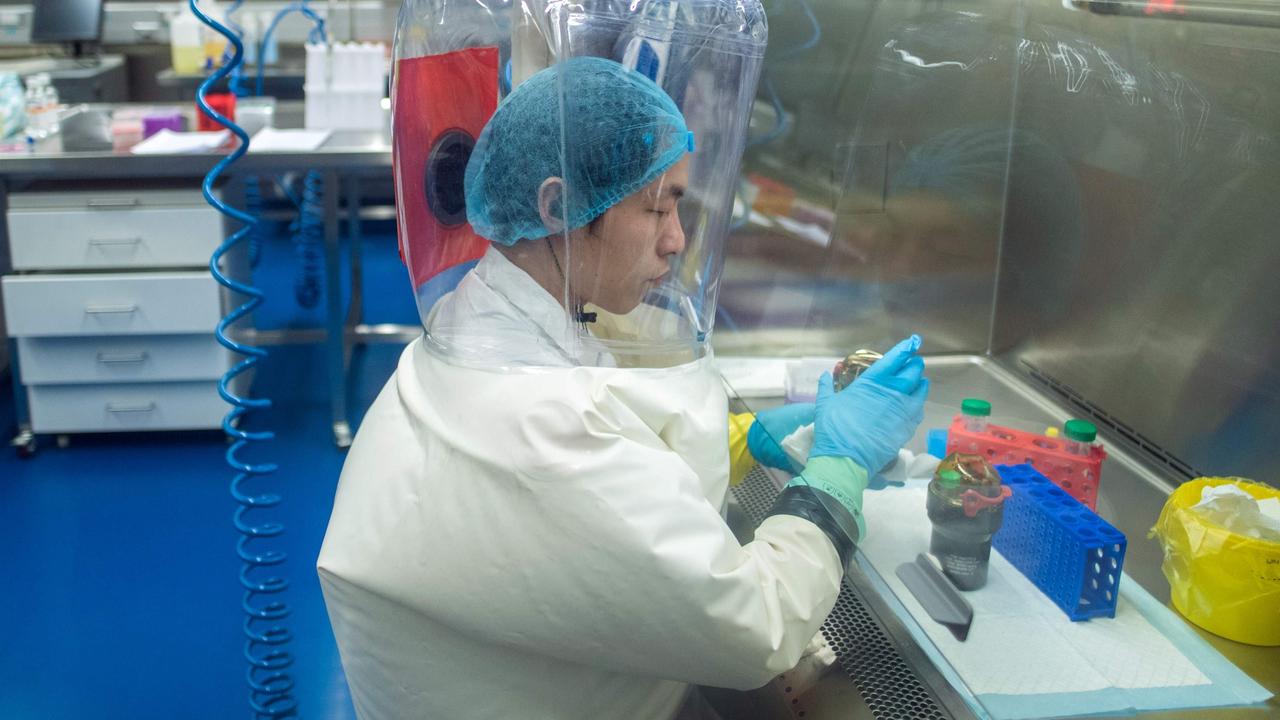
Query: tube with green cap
[
  {"left": 960, "top": 397, "right": 991, "bottom": 433},
  {"left": 1064, "top": 419, "right": 1097, "bottom": 457}
]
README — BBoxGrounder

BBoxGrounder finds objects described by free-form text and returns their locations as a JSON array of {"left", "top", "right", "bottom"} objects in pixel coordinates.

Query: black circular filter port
[{"left": 424, "top": 129, "right": 475, "bottom": 227}]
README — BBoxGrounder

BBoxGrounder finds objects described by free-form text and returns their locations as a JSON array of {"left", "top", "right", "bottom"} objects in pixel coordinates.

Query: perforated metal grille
[{"left": 732, "top": 466, "right": 952, "bottom": 720}]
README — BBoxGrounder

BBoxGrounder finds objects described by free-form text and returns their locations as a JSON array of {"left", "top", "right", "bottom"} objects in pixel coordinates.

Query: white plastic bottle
[
  {"left": 40, "top": 83, "right": 60, "bottom": 137},
  {"left": 170, "top": 11, "right": 204, "bottom": 74},
  {"left": 201, "top": 0, "right": 227, "bottom": 71},
  {"left": 24, "top": 76, "right": 45, "bottom": 141}
]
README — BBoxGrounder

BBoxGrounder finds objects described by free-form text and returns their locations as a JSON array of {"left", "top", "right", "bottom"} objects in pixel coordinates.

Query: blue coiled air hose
[
  {"left": 253, "top": 2, "right": 326, "bottom": 310},
  {"left": 223, "top": 0, "right": 266, "bottom": 270},
  {"left": 293, "top": 170, "right": 325, "bottom": 309},
  {"left": 244, "top": 176, "right": 265, "bottom": 268},
  {"left": 189, "top": 1, "right": 297, "bottom": 717},
  {"left": 258, "top": 2, "right": 327, "bottom": 98},
  {"left": 224, "top": 0, "right": 249, "bottom": 96}
]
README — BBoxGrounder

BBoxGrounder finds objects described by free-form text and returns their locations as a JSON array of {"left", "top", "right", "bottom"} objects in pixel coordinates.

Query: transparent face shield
[{"left": 392, "top": 0, "right": 766, "bottom": 369}]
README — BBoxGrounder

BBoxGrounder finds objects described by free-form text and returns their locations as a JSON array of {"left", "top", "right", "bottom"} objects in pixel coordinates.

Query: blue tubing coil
[
  {"left": 191, "top": 0, "right": 296, "bottom": 716},
  {"left": 993, "top": 463, "right": 1127, "bottom": 621}
]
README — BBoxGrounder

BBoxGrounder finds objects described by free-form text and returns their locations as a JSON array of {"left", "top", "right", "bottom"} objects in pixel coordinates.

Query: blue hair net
[{"left": 465, "top": 56, "right": 692, "bottom": 246}]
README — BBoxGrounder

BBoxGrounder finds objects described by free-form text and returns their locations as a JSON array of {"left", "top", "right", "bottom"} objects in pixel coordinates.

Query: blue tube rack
[{"left": 993, "top": 463, "right": 1127, "bottom": 621}]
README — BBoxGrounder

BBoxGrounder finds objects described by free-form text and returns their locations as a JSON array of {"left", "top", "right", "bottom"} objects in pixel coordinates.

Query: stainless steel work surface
[
  {"left": 726, "top": 354, "right": 1277, "bottom": 719},
  {"left": 0, "top": 103, "right": 391, "bottom": 180},
  {"left": 0, "top": 129, "right": 390, "bottom": 179}
]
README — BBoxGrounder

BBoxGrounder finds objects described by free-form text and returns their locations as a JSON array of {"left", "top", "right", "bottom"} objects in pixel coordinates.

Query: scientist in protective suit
[{"left": 318, "top": 57, "right": 929, "bottom": 720}]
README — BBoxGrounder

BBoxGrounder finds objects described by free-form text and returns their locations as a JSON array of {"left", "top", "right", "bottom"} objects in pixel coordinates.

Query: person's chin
[{"left": 595, "top": 295, "right": 641, "bottom": 316}]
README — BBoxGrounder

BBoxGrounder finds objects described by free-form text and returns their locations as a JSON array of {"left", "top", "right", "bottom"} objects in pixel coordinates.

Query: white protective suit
[{"left": 318, "top": 246, "right": 844, "bottom": 719}]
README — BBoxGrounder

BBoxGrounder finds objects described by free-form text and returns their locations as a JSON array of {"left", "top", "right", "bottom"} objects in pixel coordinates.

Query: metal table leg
[
  {"left": 2, "top": 178, "right": 36, "bottom": 457},
  {"left": 7, "top": 336, "right": 35, "bottom": 457},
  {"left": 324, "top": 169, "right": 352, "bottom": 448},
  {"left": 346, "top": 175, "right": 363, "bottom": 329}
]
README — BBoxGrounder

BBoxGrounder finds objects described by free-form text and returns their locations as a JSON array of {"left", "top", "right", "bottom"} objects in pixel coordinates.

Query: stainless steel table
[{"left": 0, "top": 109, "right": 403, "bottom": 449}]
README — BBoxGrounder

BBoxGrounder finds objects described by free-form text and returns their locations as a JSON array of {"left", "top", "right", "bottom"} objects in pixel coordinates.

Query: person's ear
[{"left": 538, "top": 177, "right": 566, "bottom": 234}]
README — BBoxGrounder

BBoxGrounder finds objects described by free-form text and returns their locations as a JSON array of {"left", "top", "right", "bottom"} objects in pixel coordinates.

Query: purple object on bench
[{"left": 142, "top": 112, "right": 185, "bottom": 138}]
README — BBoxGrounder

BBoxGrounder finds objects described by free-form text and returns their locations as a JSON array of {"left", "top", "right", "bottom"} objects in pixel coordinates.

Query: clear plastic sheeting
[
  {"left": 828, "top": 9, "right": 1086, "bottom": 354},
  {"left": 392, "top": 0, "right": 767, "bottom": 369},
  {"left": 1191, "top": 483, "right": 1280, "bottom": 542}
]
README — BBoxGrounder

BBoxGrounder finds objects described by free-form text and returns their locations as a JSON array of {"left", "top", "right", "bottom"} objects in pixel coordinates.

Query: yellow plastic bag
[{"left": 1152, "top": 477, "right": 1280, "bottom": 646}]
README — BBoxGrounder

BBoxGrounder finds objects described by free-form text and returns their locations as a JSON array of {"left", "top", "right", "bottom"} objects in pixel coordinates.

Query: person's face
[{"left": 571, "top": 157, "right": 690, "bottom": 314}]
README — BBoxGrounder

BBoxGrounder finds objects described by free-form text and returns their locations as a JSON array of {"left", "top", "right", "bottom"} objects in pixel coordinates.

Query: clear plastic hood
[{"left": 392, "top": 0, "right": 767, "bottom": 368}]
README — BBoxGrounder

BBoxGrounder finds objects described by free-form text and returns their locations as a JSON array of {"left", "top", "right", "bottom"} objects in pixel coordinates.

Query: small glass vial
[
  {"left": 960, "top": 398, "right": 991, "bottom": 433},
  {"left": 1064, "top": 419, "right": 1097, "bottom": 456}
]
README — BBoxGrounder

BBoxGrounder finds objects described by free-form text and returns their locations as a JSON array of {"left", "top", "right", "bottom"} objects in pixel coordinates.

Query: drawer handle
[
  {"left": 106, "top": 402, "right": 157, "bottom": 413},
  {"left": 87, "top": 198, "right": 141, "bottom": 209},
  {"left": 84, "top": 304, "right": 138, "bottom": 315},
  {"left": 89, "top": 237, "right": 143, "bottom": 247},
  {"left": 97, "top": 351, "right": 149, "bottom": 364}
]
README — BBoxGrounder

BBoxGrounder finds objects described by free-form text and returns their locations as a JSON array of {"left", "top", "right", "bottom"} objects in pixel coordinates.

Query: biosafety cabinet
[{"left": 709, "top": 0, "right": 1279, "bottom": 718}]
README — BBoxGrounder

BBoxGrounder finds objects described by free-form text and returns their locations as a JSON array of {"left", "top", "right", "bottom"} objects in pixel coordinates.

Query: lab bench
[{"left": 0, "top": 102, "right": 400, "bottom": 454}]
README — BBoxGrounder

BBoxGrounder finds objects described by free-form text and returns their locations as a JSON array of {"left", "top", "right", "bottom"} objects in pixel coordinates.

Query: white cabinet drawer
[
  {"left": 8, "top": 188, "right": 210, "bottom": 211},
  {"left": 17, "top": 334, "right": 230, "bottom": 384},
  {"left": 27, "top": 381, "right": 227, "bottom": 433},
  {"left": 9, "top": 206, "right": 223, "bottom": 270},
  {"left": 2, "top": 272, "right": 221, "bottom": 337}
]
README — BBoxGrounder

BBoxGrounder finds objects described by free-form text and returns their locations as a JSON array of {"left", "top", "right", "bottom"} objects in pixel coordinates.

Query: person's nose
[{"left": 657, "top": 213, "right": 686, "bottom": 258}]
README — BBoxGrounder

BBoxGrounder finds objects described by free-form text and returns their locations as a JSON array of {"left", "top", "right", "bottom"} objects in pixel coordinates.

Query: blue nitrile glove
[
  {"left": 746, "top": 402, "right": 814, "bottom": 473},
  {"left": 786, "top": 335, "right": 930, "bottom": 538},
  {"left": 808, "top": 334, "right": 929, "bottom": 472}
]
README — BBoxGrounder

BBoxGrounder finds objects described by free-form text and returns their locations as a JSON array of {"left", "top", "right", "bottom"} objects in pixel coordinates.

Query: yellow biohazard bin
[{"left": 1152, "top": 477, "right": 1280, "bottom": 646}]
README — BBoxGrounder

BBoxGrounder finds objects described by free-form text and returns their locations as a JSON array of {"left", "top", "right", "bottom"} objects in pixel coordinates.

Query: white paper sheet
[
  {"left": 130, "top": 129, "right": 229, "bottom": 154},
  {"left": 248, "top": 127, "right": 332, "bottom": 152},
  {"left": 715, "top": 357, "right": 789, "bottom": 398}
]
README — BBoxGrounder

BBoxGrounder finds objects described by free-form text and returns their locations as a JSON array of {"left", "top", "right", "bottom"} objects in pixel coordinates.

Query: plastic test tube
[
  {"left": 960, "top": 398, "right": 991, "bottom": 433},
  {"left": 1063, "top": 419, "right": 1097, "bottom": 456}
]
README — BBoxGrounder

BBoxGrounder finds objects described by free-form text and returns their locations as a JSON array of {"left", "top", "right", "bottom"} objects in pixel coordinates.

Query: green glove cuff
[{"left": 787, "top": 456, "right": 869, "bottom": 540}]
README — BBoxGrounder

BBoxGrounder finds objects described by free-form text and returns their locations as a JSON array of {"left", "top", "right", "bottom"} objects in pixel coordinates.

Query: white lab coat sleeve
[{"left": 381, "top": 386, "right": 844, "bottom": 691}]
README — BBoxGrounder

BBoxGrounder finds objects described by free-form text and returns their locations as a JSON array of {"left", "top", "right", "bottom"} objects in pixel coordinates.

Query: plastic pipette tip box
[
  {"left": 948, "top": 417, "right": 1106, "bottom": 510},
  {"left": 993, "top": 463, "right": 1127, "bottom": 621}
]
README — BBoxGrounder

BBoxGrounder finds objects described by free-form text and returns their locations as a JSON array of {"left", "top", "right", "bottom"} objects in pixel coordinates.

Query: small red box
[
  {"left": 946, "top": 416, "right": 1106, "bottom": 510},
  {"left": 196, "top": 92, "right": 236, "bottom": 132}
]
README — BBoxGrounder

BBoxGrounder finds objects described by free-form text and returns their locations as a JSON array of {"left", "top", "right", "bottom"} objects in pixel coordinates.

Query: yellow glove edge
[{"left": 727, "top": 412, "right": 757, "bottom": 487}]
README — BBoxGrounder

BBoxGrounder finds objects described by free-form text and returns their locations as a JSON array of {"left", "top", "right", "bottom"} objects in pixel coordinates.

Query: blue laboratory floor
[{"left": 0, "top": 222, "right": 417, "bottom": 719}]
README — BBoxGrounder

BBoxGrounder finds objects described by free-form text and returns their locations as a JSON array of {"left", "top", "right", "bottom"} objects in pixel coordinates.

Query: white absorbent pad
[{"left": 856, "top": 482, "right": 1272, "bottom": 719}]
